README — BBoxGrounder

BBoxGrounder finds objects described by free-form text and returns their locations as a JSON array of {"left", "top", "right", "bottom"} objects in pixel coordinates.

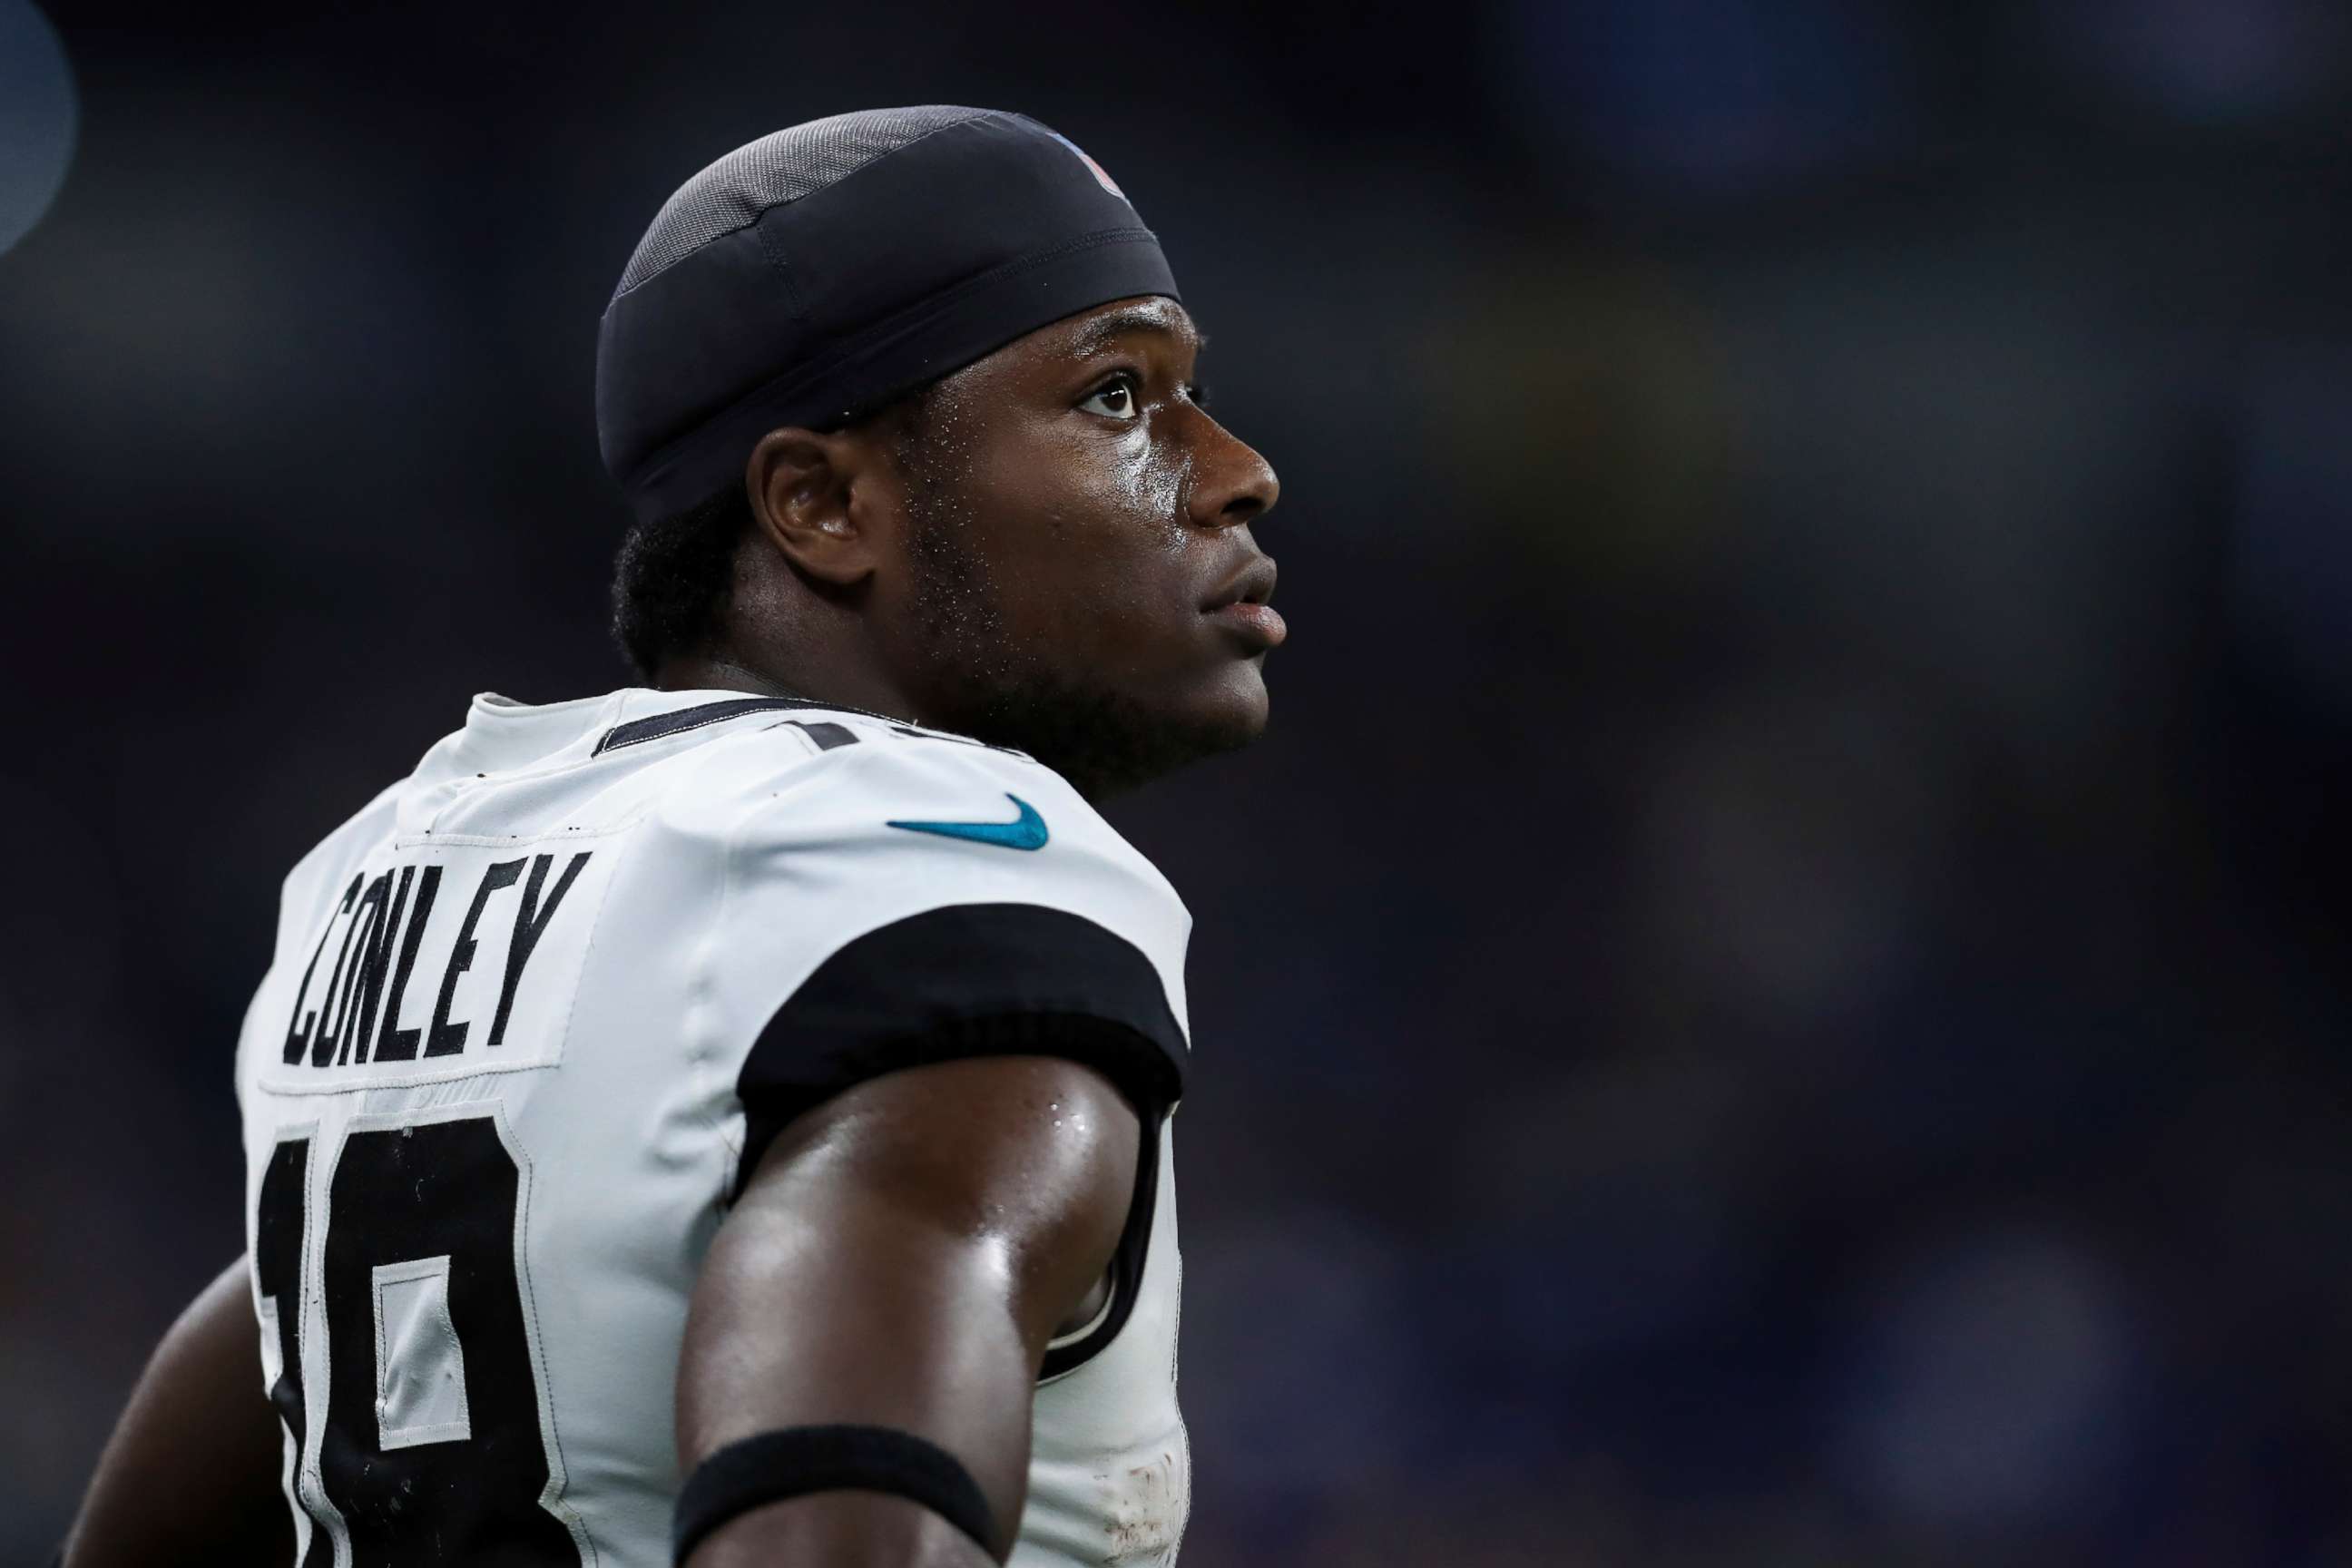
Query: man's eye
[{"left": 1078, "top": 376, "right": 1140, "bottom": 420}]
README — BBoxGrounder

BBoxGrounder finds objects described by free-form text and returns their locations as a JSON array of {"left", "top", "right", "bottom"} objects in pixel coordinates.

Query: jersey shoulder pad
[{"left": 682, "top": 726, "right": 1191, "bottom": 1179}]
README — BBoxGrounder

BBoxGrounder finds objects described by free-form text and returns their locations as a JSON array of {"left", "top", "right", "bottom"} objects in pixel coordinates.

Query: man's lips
[
  {"left": 1202, "top": 554, "right": 1278, "bottom": 612},
  {"left": 1202, "top": 555, "right": 1283, "bottom": 647},
  {"left": 1206, "top": 601, "right": 1287, "bottom": 647}
]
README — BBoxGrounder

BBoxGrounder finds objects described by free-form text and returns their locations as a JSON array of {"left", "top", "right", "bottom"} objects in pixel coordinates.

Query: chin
[
  {"left": 958, "top": 661, "right": 1270, "bottom": 801},
  {"left": 1178, "top": 660, "right": 1271, "bottom": 748}
]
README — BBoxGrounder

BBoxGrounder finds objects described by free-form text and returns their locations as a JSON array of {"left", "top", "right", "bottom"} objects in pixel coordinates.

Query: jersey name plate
[{"left": 260, "top": 830, "right": 621, "bottom": 1094}]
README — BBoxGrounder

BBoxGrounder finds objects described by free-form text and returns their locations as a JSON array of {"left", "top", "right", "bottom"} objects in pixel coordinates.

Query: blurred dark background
[{"left": 5, "top": 0, "right": 2351, "bottom": 1562}]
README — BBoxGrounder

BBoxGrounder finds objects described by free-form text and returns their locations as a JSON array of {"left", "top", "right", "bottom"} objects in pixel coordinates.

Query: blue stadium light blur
[{"left": 0, "top": 0, "right": 76, "bottom": 256}]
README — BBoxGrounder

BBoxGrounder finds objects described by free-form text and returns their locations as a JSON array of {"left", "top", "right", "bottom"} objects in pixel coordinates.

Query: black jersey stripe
[
  {"left": 593, "top": 697, "right": 820, "bottom": 754},
  {"left": 736, "top": 904, "right": 1186, "bottom": 1161},
  {"left": 595, "top": 696, "right": 980, "bottom": 755},
  {"left": 1040, "top": 1103, "right": 1161, "bottom": 1380},
  {"left": 778, "top": 720, "right": 860, "bottom": 750}
]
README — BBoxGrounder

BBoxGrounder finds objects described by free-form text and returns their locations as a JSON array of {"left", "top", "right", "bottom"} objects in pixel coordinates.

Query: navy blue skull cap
[{"left": 596, "top": 106, "right": 1181, "bottom": 524}]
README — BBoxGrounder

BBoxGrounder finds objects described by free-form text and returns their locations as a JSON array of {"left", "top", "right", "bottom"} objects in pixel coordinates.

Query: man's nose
[{"left": 1186, "top": 418, "right": 1279, "bottom": 531}]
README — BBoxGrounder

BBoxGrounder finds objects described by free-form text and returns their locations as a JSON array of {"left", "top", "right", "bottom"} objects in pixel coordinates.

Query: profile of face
[{"left": 753, "top": 294, "right": 1283, "bottom": 798}]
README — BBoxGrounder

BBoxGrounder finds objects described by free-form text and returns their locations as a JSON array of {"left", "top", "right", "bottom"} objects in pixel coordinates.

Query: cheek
[
  {"left": 1121, "top": 439, "right": 1194, "bottom": 553},
  {"left": 1071, "top": 447, "right": 1212, "bottom": 656},
  {"left": 993, "top": 431, "right": 1201, "bottom": 602},
  {"left": 957, "top": 422, "right": 1232, "bottom": 676},
  {"left": 1020, "top": 432, "right": 1188, "bottom": 542}
]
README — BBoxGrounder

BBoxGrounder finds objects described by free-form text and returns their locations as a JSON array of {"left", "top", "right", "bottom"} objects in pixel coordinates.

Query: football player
[{"left": 62, "top": 105, "right": 1279, "bottom": 1568}]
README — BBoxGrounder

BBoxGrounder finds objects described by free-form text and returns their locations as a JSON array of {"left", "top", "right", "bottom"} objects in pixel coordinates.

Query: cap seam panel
[{"left": 606, "top": 109, "right": 997, "bottom": 307}]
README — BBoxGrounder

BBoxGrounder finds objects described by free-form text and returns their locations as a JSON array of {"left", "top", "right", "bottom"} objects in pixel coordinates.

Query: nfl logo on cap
[{"left": 1045, "top": 129, "right": 1126, "bottom": 201}]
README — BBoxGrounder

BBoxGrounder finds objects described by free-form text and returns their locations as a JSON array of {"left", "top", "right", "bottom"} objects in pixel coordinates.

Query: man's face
[{"left": 873, "top": 295, "right": 1283, "bottom": 797}]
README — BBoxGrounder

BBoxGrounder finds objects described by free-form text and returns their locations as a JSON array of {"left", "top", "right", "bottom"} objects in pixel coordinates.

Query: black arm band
[{"left": 672, "top": 1423, "right": 998, "bottom": 1564}]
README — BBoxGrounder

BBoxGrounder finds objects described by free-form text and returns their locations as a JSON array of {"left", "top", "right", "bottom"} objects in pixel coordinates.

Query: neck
[{"left": 652, "top": 651, "right": 920, "bottom": 727}]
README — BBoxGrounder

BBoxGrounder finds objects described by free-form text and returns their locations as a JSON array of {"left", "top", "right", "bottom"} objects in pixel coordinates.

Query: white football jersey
[{"left": 232, "top": 688, "right": 1193, "bottom": 1568}]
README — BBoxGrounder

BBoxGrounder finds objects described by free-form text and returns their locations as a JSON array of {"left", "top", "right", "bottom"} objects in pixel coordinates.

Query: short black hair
[
  {"left": 611, "top": 483, "right": 751, "bottom": 681},
  {"left": 608, "top": 386, "right": 940, "bottom": 681}
]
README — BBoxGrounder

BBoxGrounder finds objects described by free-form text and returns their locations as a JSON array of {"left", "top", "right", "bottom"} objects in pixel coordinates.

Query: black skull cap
[{"left": 596, "top": 107, "right": 1181, "bottom": 523}]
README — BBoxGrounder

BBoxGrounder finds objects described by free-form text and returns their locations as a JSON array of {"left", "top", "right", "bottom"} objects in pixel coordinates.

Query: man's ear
[{"left": 744, "top": 426, "right": 884, "bottom": 587}]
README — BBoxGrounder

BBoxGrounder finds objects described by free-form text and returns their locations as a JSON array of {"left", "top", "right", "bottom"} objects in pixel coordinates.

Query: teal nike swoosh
[{"left": 886, "top": 793, "right": 1049, "bottom": 851}]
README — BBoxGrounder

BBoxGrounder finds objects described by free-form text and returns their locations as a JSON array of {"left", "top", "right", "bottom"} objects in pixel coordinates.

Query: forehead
[
  {"left": 1055, "top": 295, "right": 1202, "bottom": 356},
  {"left": 924, "top": 296, "right": 1202, "bottom": 407},
  {"left": 969, "top": 295, "right": 1203, "bottom": 371}
]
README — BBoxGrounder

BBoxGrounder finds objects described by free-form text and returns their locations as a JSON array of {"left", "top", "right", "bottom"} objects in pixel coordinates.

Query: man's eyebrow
[{"left": 1067, "top": 305, "right": 1207, "bottom": 357}]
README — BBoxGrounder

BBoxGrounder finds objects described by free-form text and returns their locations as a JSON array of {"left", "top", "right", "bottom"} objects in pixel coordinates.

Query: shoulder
[
  {"left": 653, "top": 713, "right": 1189, "bottom": 957},
  {"left": 655, "top": 715, "right": 1194, "bottom": 1173}
]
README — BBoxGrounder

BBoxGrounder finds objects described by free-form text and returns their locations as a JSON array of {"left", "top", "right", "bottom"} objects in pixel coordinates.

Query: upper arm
[
  {"left": 63, "top": 1256, "right": 290, "bottom": 1568},
  {"left": 670, "top": 734, "right": 1191, "bottom": 1564},
  {"left": 676, "top": 1053, "right": 1140, "bottom": 1566}
]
